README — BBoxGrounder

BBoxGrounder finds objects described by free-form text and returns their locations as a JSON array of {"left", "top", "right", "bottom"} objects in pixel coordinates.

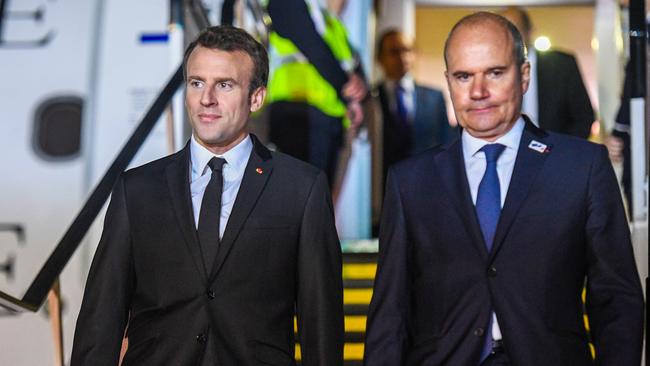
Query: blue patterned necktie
[
  {"left": 475, "top": 143, "right": 505, "bottom": 363},
  {"left": 395, "top": 84, "right": 409, "bottom": 125},
  {"left": 476, "top": 144, "right": 506, "bottom": 252}
]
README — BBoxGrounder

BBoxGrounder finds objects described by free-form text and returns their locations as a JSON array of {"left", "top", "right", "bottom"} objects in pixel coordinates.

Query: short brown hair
[{"left": 183, "top": 26, "right": 269, "bottom": 96}]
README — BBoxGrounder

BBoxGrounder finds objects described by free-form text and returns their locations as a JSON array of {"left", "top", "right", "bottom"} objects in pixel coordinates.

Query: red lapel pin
[{"left": 255, "top": 168, "right": 263, "bottom": 174}]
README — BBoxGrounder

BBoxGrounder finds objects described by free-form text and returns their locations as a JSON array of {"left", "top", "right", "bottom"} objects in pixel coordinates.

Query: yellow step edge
[
  {"left": 342, "top": 263, "right": 377, "bottom": 280},
  {"left": 344, "top": 288, "right": 373, "bottom": 304},
  {"left": 295, "top": 343, "right": 364, "bottom": 360},
  {"left": 344, "top": 315, "right": 367, "bottom": 332}
]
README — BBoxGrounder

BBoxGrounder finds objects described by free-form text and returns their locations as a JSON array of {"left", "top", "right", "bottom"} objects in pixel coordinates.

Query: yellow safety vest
[{"left": 267, "top": 8, "right": 354, "bottom": 127}]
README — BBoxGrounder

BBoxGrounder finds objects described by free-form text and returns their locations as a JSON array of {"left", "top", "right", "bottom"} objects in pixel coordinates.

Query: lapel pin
[
  {"left": 255, "top": 168, "right": 263, "bottom": 174},
  {"left": 528, "top": 140, "right": 550, "bottom": 154}
]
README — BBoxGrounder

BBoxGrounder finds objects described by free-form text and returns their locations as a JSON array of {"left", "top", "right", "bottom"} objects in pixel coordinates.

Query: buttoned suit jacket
[
  {"left": 364, "top": 118, "right": 643, "bottom": 366},
  {"left": 536, "top": 50, "right": 595, "bottom": 139},
  {"left": 71, "top": 135, "right": 343, "bottom": 366}
]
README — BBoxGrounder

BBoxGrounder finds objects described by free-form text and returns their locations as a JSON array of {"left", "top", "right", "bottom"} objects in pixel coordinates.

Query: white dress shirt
[
  {"left": 461, "top": 117, "right": 525, "bottom": 341},
  {"left": 522, "top": 49, "right": 539, "bottom": 126},
  {"left": 190, "top": 134, "right": 252, "bottom": 239},
  {"left": 384, "top": 74, "right": 416, "bottom": 122}
]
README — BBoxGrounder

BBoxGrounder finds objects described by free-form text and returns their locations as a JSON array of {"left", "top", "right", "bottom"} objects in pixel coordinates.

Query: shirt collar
[
  {"left": 462, "top": 116, "right": 525, "bottom": 159},
  {"left": 190, "top": 134, "right": 253, "bottom": 178},
  {"left": 528, "top": 48, "right": 537, "bottom": 63},
  {"left": 385, "top": 73, "right": 415, "bottom": 93}
]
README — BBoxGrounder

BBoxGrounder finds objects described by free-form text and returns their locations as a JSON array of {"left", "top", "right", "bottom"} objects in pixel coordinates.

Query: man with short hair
[
  {"left": 364, "top": 12, "right": 642, "bottom": 366},
  {"left": 374, "top": 28, "right": 455, "bottom": 191},
  {"left": 71, "top": 26, "right": 343, "bottom": 366},
  {"left": 500, "top": 6, "right": 595, "bottom": 139}
]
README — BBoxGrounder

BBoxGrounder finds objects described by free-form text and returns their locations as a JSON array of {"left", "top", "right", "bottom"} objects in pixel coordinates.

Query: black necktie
[{"left": 197, "top": 157, "right": 226, "bottom": 273}]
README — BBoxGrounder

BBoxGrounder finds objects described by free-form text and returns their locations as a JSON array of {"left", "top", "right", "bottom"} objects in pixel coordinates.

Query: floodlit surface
[{"left": 534, "top": 36, "right": 552, "bottom": 51}]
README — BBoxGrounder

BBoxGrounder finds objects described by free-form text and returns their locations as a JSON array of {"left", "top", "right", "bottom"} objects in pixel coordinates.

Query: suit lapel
[
  {"left": 413, "top": 86, "right": 426, "bottom": 135},
  {"left": 208, "top": 135, "right": 273, "bottom": 282},
  {"left": 489, "top": 118, "right": 550, "bottom": 261},
  {"left": 436, "top": 139, "right": 487, "bottom": 259},
  {"left": 165, "top": 144, "right": 208, "bottom": 283}
]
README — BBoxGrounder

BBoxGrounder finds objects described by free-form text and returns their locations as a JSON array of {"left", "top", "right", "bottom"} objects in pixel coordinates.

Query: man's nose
[
  {"left": 470, "top": 75, "right": 489, "bottom": 100},
  {"left": 200, "top": 87, "right": 217, "bottom": 106}
]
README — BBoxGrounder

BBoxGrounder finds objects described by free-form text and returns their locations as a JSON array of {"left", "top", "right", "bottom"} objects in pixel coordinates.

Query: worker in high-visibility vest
[{"left": 266, "top": 0, "right": 367, "bottom": 187}]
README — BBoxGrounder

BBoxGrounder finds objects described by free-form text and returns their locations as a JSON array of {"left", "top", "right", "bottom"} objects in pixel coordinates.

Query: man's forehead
[{"left": 388, "top": 32, "right": 412, "bottom": 45}]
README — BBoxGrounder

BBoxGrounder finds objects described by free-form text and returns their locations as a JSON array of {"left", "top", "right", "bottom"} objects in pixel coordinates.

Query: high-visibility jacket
[{"left": 267, "top": 6, "right": 354, "bottom": 126}]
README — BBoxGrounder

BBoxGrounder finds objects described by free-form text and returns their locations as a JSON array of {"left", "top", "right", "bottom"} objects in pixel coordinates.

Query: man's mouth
[
  {"left": 198, "top": 113, "right": 220, "bottom": 122},
  {"left": 468, "top": 105, "right": 495, "bottom": 113}
]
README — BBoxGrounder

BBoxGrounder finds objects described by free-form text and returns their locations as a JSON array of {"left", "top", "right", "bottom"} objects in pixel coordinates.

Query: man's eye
[
  {"left": 189, "top": 80, "right": 203, "bottom": 88},
  {"left": 456, "top": 73, "right": 469, "bottom": 81},
  {"left": 218, "top": 82, "right": 233, "bottom": 90},
  {"left": 489, "top": 70, "right": 503, "bottom": 78}
]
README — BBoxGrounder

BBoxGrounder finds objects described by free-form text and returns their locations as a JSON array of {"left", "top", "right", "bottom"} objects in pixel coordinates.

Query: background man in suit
[
  {"left": 375, "top": 28, "right": 455, "bottom": 186},
  {"left": 71, "top": 26, "right": 343, "bottom": 366},
  {"left": 370, "top": 29, "right": 456, "bottom": 233},
  {"left": 364, "top": 12, "right": 643, "bottom": 366},
  {"left": 501, "top": 6, "right": 595, "bottom": 139}
]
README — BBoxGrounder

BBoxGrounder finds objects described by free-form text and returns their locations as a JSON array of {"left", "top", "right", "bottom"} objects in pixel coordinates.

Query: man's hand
[
  {"left": 342, "top": 73, "right": 367, "bottom": 102},
  {"left": 605, "top": 135, "right": 624, "bottom": 163},
  {"left": 342, "top": 73, "right": 367, "bottom": 129},
  {"left": 346, "top": 99, "right": 364, "bottom": 130}
]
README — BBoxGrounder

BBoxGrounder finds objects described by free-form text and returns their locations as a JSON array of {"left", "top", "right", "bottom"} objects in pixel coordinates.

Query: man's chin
[{"left": 196, "top": 132, "right": 247, "bottom": 152}]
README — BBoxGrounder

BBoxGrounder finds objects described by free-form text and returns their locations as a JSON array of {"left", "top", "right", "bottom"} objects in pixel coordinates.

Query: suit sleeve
[
  {"left": 71, "top": 177, "right": 135, "bottom": 366},
  {"left": 296, "top": 171, "right": 344, "bottom": 366},
  {"left": 613, "top": 60, "right": 632, "bottom": 137},
  {"left": 565, "top": 55, "right": 594, "bottom": 138},
  {"left": 364, "top": 169, "right": 411, "bottom": 365},
  {"left": 267, "top": 0, "right": 349, "bottom": 100},
  {"left": 584, "top": 145, "right": 643, "bottom": 365}
]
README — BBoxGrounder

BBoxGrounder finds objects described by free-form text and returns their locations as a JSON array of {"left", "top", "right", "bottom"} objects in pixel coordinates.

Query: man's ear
[
  {"left": 249, "top": 86, "right": 267, "bottom": 112},
  {"left": 520, "top": 61, "right": 531, "bottom": 93}
]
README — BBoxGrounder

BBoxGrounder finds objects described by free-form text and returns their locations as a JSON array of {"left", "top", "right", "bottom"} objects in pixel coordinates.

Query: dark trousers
[{"left": 269, "top": 101, "right": 343, "bottom": 187}]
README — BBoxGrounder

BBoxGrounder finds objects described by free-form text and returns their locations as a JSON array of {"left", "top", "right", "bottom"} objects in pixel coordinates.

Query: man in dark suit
[
  {"left": 71, "top": 26, "right": 343, "bottom": 366},
  {"left": 364, "top": 12, "right": 643, "bottom": 366},
  {"left": 501, "top": 6, "right": 595, "bottom": 139},
  {"left": 375, "top": 28, "right": 455, "bottom": 184}
]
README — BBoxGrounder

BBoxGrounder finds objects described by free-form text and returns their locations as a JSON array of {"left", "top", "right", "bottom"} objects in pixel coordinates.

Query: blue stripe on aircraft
[{"left": 140, "top": 33, "right": 169, "bottom": 43}]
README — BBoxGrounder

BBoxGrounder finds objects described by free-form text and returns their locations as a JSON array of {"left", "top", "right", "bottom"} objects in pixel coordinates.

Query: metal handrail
[
  {"left": 0, "top": 66, "right": 184, "bottom": 312},
  {"left": 0, "top": 0, "right": 216, "bottom": 313}
]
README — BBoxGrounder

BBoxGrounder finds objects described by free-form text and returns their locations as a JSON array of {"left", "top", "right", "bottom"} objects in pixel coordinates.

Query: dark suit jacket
[
  {"left": 364, "top": 119, "right": 643, "bottom": 366},
  {"left": 71, "top": 135, "right": 343, "bottom": 366},
  {"left": 537, "top": 50, "right": 595, "bottom": 139},
  {"left": 376, "top": 82, "right": 455, "bottom": 184}
]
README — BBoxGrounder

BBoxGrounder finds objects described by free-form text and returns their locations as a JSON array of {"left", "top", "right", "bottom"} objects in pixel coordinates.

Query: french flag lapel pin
[{"left": 528, "top": 140, "right": 550, "bottom": 154}]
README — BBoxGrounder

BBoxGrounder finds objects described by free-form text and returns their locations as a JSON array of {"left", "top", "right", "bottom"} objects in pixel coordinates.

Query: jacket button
[
  {"left": 207, "top": 289, "right": 215, "bottom": 299},
  {"left": 474, "top": 327, "right": 484, "bottom": 337},
  {"left": 196, "top": 333, "right": 207, "bottom": 344},
  {"left": 487, "top": 267, "right": 497, "bottom": 277}
]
